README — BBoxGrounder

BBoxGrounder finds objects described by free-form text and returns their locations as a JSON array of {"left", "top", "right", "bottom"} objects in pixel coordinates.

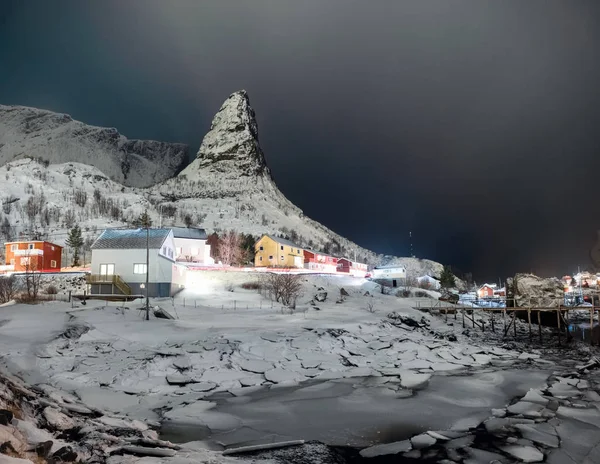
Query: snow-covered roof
[
  {"left": 262, "top": 234, "right": 302, "bottom": 249},
  {"left": 479, "top": 283, "right": 498, "bottom": 289},
  {"left": 171, "top": 227, "right": 207, "bottom": 240},
  {"left": 374, "top": 265, "right": 406, "bottom": 270},
  {"left": 91, "top": 229, "right": 171, "bottom": 250}
]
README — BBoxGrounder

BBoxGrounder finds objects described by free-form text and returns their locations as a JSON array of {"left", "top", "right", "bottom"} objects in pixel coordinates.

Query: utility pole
[{"left": 145, "top": 219, "right": 150, "bottom": 321}]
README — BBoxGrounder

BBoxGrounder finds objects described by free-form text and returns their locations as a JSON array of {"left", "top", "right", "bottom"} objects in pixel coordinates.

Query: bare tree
[
  {"left": 262, "top": 273, "right": 303, "bottom": 307},
  {"left": 218, "top": 230, "right": 243, "bottom": 265},
  {"left": 0, "top": 275, "right": 18, "bottom": 303},
  {"left": 22, "top": 252, "right": 42, "bottom": 300}
]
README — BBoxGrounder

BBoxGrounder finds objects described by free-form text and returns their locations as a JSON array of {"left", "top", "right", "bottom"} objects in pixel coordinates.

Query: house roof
[
  {"left": 171, "top": 227, "right": 207, "bottom": 240},
  {"left": 5, "top": 240, "right": 62, "bottom": 248},
  {"left": 91, "top": 229, "right": 171, "bottom": 250},
  {"left": 261, "top": 234, "right": 302, "bottom": 249},
  {"left": 303, "top": 249, "right": 337, "bottom": 259}
]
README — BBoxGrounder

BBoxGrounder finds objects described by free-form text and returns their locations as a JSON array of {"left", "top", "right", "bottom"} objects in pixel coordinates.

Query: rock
[
  {"left": 522, "top": 389, "right": 549, "bottom": 405},
  {"left": 264, "top": 368, "right": 304, "bottom": 384},
  {"left": 172, "top": 358, "right": 191, "bottom": 370},
  {"left": 500, "top": 444, "right": 544, "bottom": 463},
  {"left": 335, "top": 298, "right": 344, "bottom": 304},
  {"left": 35, "top": 440, "right": 53, "bottom": 457},
  {"left": 514, "top": 424, "right": 559, "bottom": 448},
  {"left": 507, "top": 401, "right": 545, "bottom": 418},
  {"left": 411, "top": 433, "right": 437, "bottom": 449},
  {"left": 0, "top": 409, "right": 13, "bottom": 426},
  {"left": 508, "top": 273, "right": 564, "bottom": 308},
  {"left": 314, "top": 288, "right": 327, "bottom": 302},
  {"left": 360, "top": 439, "right": 412, "bottom": 457},
  {"left": 238, "top": 359, "right": 273, "bottom": 374},
  {"left": 120, "top": 445, "right": 177, "bottom": 457},
  {"left": 165, "top": 375, "right": 195, "bottom": 386},
  {"left": 340, "top": 288, "right": 350, "bottom": 297},
  {"left": 154, "top": 306, "right": 175, "bottom": 319},
  {"left": 43, "top": 407, "right": 75, "bottom": 431},
  {"left": 51, "top": 445, "right": 78, "bottom": 462},
  {"left": 400, "top": 372, "right": 431, "bottom": 390}
]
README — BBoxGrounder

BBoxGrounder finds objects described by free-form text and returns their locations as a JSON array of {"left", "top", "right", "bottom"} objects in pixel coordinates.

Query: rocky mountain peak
[{"left": 181, "top": 90, "right": 269, "bottom": 178}]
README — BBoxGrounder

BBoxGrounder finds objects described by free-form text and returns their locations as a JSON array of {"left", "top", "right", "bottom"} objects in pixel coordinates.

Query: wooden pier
[{"left": 415, "top": 300, "right": 598, "bottom": 345}]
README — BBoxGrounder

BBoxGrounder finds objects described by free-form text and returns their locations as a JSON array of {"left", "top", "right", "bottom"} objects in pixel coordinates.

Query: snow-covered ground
[{"left": 1, "top": 272, "right": 599, "bottom": 462}]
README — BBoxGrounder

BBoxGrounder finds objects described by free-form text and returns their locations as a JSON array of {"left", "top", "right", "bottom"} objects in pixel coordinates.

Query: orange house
[{"left": 4, "top": 241, "right": 62, "bottom": 272}]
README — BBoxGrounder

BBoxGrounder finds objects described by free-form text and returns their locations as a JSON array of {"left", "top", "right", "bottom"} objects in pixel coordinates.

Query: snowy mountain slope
[
  {"left": 0, "top": 104, "right": 188, "bottom": 187},
  {"left": 0, "top": 91, "right": 444, "bottom": 276}
]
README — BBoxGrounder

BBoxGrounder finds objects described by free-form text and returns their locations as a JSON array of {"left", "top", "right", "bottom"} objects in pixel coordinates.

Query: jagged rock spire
[{"left": 186, "top": 90, "right": 270, "bottom": 177}]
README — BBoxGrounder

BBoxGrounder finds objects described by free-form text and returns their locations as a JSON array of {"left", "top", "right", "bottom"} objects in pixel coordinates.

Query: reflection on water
[{"left": 568, "top": 322, "right": 600, "bottom": 344}]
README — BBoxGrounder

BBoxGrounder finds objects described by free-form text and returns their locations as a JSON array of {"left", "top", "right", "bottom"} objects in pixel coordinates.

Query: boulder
[
  {"left": 0, "top": 409, "right": 13, "bottom": 426},
  {"left": 43, "top": 407, "right": 75, "bottom": 431},
  {"left": 508, "top": 273, "right": 564, "bottom": 308},
  {"left": 51, "top": 446, "right": 78, "bottom": 462},
  {"left": 314, "top": 288, "right": 327, "bottom": 302}
]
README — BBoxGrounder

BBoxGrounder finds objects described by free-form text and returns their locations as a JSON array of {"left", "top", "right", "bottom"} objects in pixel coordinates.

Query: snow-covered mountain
[
  {"left": 0, "top": 104, "right": 188, "bottom": 187},
  {"left": 0, "top": 91, "right": 443, "bottom": 275}
]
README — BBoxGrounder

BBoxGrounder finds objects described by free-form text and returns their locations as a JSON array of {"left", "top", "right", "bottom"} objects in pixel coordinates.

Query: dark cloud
[{"left": 2, "top": 0, "right": 600, "bottom": 280}]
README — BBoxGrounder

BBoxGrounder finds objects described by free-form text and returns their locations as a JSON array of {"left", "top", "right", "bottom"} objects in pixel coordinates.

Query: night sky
[{"left": 2, "top": 1, "right": 600, "bottom": 280}]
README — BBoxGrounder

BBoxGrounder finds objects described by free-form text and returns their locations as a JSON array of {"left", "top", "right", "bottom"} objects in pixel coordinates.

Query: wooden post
[
  {"left": 462, "top": 309, "right": 465, "bottom": 328},
  {"left": 527, "top": 308, "right": 532, "bottom": 340},
  {"left": 491, "top": 312, "right": 495, "bottom": 332},
  {"left": 503, "top": 308, "right": 507, "bottom": 333},
  {"left": 234, "top": 300, "right": 237, "bottom": 311},
  {"left": 472, "top": 311, "right": 475, "bottom": 328},
  {"left": 68, "top": 290, "right": 71, "bottom": 303},
  {"left": 445, "top": 308, "right": 448, "bottom": 322},
  {"left": 538, "top": 310, "right": 542, "bottom": 343},
  {"left": 556, "top": 308, "right": 561, "bottom": 345},
  {"left": 513, "top": 312, "right": 517, "bottom": 337},
  {"left": 591, "top": 307, "right": 595, "bottom": 346}
]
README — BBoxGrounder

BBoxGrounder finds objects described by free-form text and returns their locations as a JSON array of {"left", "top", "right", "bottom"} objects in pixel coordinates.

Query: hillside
[
  {"left": 0, "top": 91, "right": 443, "bottom": 275},
  {"left": 0, "top": 104, "right": 188, "bottom": 187}
]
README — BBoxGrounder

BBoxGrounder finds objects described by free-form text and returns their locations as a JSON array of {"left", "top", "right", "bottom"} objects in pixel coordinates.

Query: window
[
  {"left": 280, "top": 245, "right": 284, "bottom": 250},
  {"left": 10, "top": 244, "right": 17, "bottom": 252},
  {"left": 259, "top": 256, "right": 263, "bottom": 261},
  {"left": 50, "top": 260, "right": 57, "bottom": 268},
  {"left": 268, "top": 255, "right": 273, "bottom": 260},
  {"left": 134, "top": 264, "right": 147, "bottom": 274},
  {"left": 51, "top": 246, "right": 55, "bottom": 251},
  {"left": 20, "top": 257, "right": 30, "bottom": 265},
  {"left": 28, "top": 244, "right": 34, "bottom": 250},
  {"left": 281, "top": 256, "right": 284, "bottom": 261},
  {"left": 100, "top": 264, "right": 115, "bottom": 276},
  {"left": 163, "top": 246, "right": 167, "bottom": 255},
  {"left": 259, "top": 246, "right": 264, "bottom": 251}
]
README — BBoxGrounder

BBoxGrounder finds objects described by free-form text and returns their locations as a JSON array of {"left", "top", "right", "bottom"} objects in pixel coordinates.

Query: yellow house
[{"left": 255, "top": 235, "right": 304, "bottom": 268}]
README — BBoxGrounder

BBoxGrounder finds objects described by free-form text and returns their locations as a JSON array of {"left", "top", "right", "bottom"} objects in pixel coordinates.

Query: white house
[
  {"left": 89, "top": 229, "right": 186, "bottom": 297},
  {"left": 371, "top": 265, "right": 407, "bottom": 280},
  {"left": 172, "top": 227, "right": 213, "bottom": 264}
]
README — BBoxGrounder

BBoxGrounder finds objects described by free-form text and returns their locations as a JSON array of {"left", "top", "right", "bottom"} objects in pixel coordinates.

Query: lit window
[
  {"left": 28, "top": 244, "right": 34, "bottom": 250},
  {"left": 134, "top": 264, "right": 147, "bottom": 274},
  {"left": 10, "top": 244, "right": 17, "bottom": 251},
  {"left": 50, "top": 260, "right": 57, "bottom": 268}
]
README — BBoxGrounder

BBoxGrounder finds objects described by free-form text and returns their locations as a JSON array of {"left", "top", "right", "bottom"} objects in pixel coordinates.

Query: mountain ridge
[
  {"left": 0, "top": 104, "right": 188, "bottom": 187},
  {"left": 0, "top": 92, "right": 444, "bottom": 277}
]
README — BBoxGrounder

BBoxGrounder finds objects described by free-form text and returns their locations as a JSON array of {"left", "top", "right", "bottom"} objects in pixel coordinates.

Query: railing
[{"left": 86, "top": 274, "right": 132, "bottom": 295}]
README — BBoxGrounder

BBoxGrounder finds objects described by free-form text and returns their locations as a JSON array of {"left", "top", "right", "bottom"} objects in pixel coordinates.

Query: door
[{"left": 99, "top": 264, "right": 115, "bottom": 279}]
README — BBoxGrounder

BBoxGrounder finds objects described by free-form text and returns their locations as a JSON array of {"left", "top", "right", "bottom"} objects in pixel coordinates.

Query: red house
[
  {"left": 477, "top": 284, "right": 496, "bottom": 299},
  {"left": 336, "top": 258, "right": 368, "bottom": 277},
  {"left": 4, "top": 240, "right": 62, "bottom": 272},
  {"left": 303, "top": 250, "right": 338, "bottom": 273}
]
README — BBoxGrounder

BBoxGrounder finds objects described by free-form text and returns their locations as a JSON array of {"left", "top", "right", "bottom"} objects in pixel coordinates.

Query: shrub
[
  {"left": 240, "top": 281, "right": 261, "bottom": 291},
  {"left": 46, "top": 284, "right": 58, "bottom": 295},
  {"left": 262, "top": 273, "right": 303, "bottom": 307}
]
